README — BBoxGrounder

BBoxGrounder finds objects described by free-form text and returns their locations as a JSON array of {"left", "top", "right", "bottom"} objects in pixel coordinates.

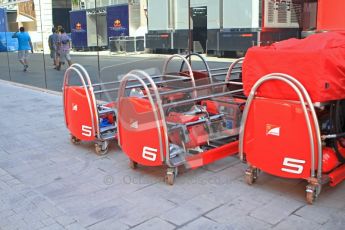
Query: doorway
[{"left": 191, "top": 6, "right": 207, "bottom": 53}]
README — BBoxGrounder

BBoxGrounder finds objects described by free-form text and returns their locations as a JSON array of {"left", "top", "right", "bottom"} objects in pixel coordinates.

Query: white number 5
[
  {"left": 281, "top": 157, "right": 306, "bottom": 174},
  {"left": 81, "top": 125, "right": 92, "bottom": 137}
]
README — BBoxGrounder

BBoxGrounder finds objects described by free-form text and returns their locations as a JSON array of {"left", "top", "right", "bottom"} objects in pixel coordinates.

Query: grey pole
[{"left": 188, "top": 0, "right": 191, "bottom": 64}]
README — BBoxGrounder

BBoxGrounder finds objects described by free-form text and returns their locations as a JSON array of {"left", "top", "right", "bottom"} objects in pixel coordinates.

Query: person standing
[
  {"left": 48, "top": 27, "right": 59, "bottom": 68},
  {"left": 56, "top": 28, "right": 72, "bottom": 71},
  {"left": 12, "top": 26, "right": 33, "bottom": 72}
]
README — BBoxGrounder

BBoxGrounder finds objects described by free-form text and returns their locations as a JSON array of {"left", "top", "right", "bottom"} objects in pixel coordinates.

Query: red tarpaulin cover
[
  {"left": 318, "top": 0, "right": 345, "bottom": 31},
  {"left": 242, "top": 32, "right": 345, "bottom": 102}
]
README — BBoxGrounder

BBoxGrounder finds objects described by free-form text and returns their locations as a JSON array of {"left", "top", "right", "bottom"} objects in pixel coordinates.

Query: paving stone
[
  {"left": 217, "top": 215, "right": 271, "bottom": 230},
  {"left": 41, "top": 217, "right": 57, "bottom": 226},
  {"left": 117, "top": 198, "right": 175, "bottom": 227},
  {"left": 55, "top": 215, "right": 78, "bottom": 226},
  {"left": 86, "top": 218, "right": 129, "bottom": 230},
  {"left": 273, "top": 214, "right": 322, "bottom": 230},
  {"left": 66, "top": 222, "right": 88, "bottom": 230},
  {"left": 179, "top": 217, "right": 228, "bottom": 230},
  {"left": 249, "top": 196, "right": 304, "bottom": 225},
  {"left": 6, "top": 179, "right": 22, "bottom": 187},
  {"left": 5, "top": 219, "right": 28, "bottom": 230},
  {"left": 294, "top": 204, "right": 338, "bottom": 225},
  {"left": 71, "top": 198, "right": 136, "bottom": 227},
  {"left": 0, "top": 209, "right": 15, "bottom": 219},
  {"left": 321, "top": 211, "right": 345, "bottom": 230},
  {"left": 0, "top": 217, "right": 11, "bottom": 228},
  {"left": 131, "top": 217, "right": 175, "bottom": 230},
  {"left": 0, "top": 168, "right": 7, "bottom": 176},
  {"left": 161, "top": 206, "right": 200, "bottom": 226},
  {"left": 41, "top": 204, "right": 66, "bottom": 218},
  {"left": 205, "top": 200, "right": 271, "bottom": 230},
  {"left": 40, "top": 223, "right": 65, "bottom": 230},
  {"left": 24, "top": 219, "right": 45, "bottom": 230},
  {"left": 204, "top": 157, "right": 239, "bottom": 173},
  {"left": 0, "top": 173, "right": 15, "bottom": 182}
]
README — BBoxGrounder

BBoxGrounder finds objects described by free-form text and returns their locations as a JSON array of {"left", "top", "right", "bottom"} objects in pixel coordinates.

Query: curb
[{"left": 0, "top": 79, "right": 62, "bottom": 96}]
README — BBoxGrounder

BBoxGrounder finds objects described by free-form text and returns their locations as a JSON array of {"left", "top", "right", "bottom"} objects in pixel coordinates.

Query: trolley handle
[{"left": 179, "top": 52, "right": 213, "bottom": 84}]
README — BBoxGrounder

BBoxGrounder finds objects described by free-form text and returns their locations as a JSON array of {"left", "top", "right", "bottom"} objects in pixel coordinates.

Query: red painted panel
[{"left": 317, "top": 0, "right": 345, "bottom": 31}]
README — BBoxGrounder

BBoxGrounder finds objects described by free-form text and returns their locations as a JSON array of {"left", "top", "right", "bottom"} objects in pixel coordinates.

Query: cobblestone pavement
[{"left": 0, "top": 80, "right": 345, "bottom": 230}]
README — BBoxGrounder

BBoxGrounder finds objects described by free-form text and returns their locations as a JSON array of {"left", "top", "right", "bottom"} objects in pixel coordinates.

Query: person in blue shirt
[{"left": 12, "top": 27, "right": 33, "bottom": 72}]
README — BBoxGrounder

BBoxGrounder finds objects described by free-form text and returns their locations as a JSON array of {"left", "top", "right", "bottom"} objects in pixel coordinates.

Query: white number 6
[{"left": 142, "top": 146, "right": 157, "bottom": 161}]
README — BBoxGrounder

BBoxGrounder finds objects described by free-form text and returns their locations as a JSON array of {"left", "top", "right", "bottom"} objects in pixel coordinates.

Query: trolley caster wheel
[
  {"left": 306, "top": 184, "right": 317, "bottom": 204},
  {"left": 129, "top": 159, "right": 138, "bottom": 169},
  {"left": 70, "top": 135, "right": 81, "bottom": 145},
  {"left": 165, "top": 167, "right": 178, "bottom": 185},
  {"left": 245, "top": 167, "right": 257, "bottom": 185},
  {"left": 95, "top": 141, "right": 109, "bottom": 155}
]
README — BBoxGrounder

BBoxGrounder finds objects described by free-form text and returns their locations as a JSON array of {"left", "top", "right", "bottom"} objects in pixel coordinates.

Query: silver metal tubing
[
  {"left": 117, "top": 71, "right": 167, "bottom": 165},
  {"left": 70, "top": 63, "right": 100, "bottom": 139},
  {"left": 159, "top": 81, "right": 243, "bottom": 97},
  {"left": 223, "top": 58, "right": 244, "bottom": 92},
  {"left": 181, "top": 53, "right": 213, "bottom": 84},
  {"left": 272, "top": 73, "right": 322, "bottom": 181},
  {"left": 211, "top": 72, "right": 227, "bottom": 77},
  {"left": 212, "top": 71, "right": 243, "bottom": 78},
  {"left": 93, "top": 76, "right": 194, "bottom": 94},
  {"left": 225, "top": 58, "right": 244, "bottom": 83},
  {"left": 162, "top": 89, "right": 243, "bottom": 109},
  {"left": 90, "top": 74, "right": 190, "bottom": 89},
  {"left": 128, "top": 70, "right": 171, "bottom": 166},
  {"left": 92, "top": 80, "right": 121, "bottom": 87},
  {"left": 163, "top": 54, "right": 197, "bottom": 98},
  {"left": 63, "top": 66, "right": 96, "bottom": 139},
  {"left": 198, "top": 67, "right": 242, "bottom": 72},
  {"left": 239, "top": 73, "right": 318, "bottom": 179}
]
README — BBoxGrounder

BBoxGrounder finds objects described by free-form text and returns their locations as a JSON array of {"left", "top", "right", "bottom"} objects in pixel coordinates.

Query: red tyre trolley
[
  {"left": 239, "top": 32, "right": 345, "bottom": 204},
  {"left": 63, "top": 64, "right": 117, "bottom": 155},
  {"left": 117, "top": 55, "right": 245, "bottom": 184}
]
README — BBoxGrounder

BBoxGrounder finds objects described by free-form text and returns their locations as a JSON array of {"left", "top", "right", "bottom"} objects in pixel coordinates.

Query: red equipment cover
[
  {"left": 118, "top": 97, "right": 164, "bottom": 166},
  {"left": 243, "top": 32, "right": 345, "bottom": 102},
  {"left": 317, "top": 0, "right": 345, "bottom": 31},
  {"left": 243, "top": 97, "right": 319, "bottom": 179},
  {"left": 64, "top": 86, "right": 96, "bottom": 141}
]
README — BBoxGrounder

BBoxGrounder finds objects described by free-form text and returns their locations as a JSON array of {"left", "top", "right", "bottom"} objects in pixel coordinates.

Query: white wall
[
  {"left": 223, "top": 0, "right": 259, "bottom": 29},
  {"left": 34, "top": 0, "right": 53, "bottom": 52},
  {"left": 147, "top": 0, "right": 169, "bottom": 30}
]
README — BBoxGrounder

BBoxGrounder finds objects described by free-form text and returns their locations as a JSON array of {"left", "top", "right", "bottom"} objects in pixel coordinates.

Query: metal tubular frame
[
  {"left": 179, "top": 53, "right": 213, "bottom": 84},
  {"left": 225, "top": 57, "right": 244, "bottom": 83},
  {"left": 239, "top": 73, "right": 322, "bottom": 182},
  {"left": 162, "top": 54, "right": 197, "bottom": 99},
  {"left": 118, "top": 67, "right": 245, "bottom": 167},
  {"left": 117, "top": 71, "right": 167, "bottom": 163},
  {"left": 162, "top": 89, "right": 244, "bottom": 109},
  {"left": 93, "top": 75, "right": 192, "bottom": 95},
  {"left": 159, "top": 81, "right": 243, "bottom": 97},
  {"left": 91, "top": 74, "right": 188, "bottom": 89},
  {"left": 62, "top": 64, "right": 100, "bottom": 139},
  {"left": 222, "top": 58, "right": 244, "bottom": 92}
]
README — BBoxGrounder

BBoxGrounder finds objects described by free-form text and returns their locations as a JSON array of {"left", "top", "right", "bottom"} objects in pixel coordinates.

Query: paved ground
[{"left": 0, "top": 80, "right": 345, "bottom": 230}]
